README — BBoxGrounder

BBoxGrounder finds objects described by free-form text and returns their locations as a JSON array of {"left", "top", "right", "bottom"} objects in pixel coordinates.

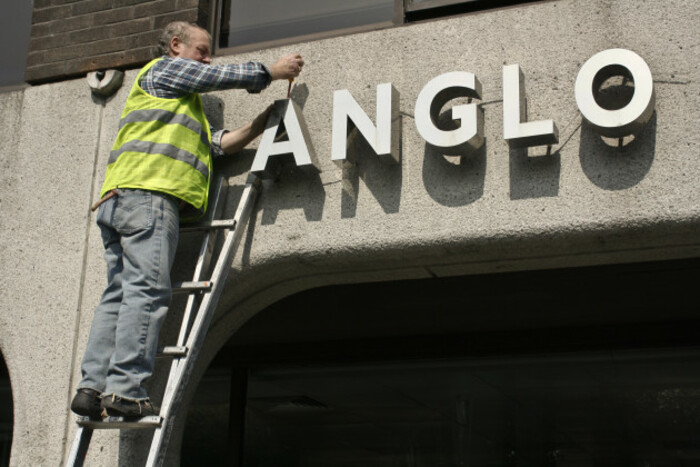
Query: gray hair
[{"left": 155, "top": 21, "right": 211, "bottom": 57}]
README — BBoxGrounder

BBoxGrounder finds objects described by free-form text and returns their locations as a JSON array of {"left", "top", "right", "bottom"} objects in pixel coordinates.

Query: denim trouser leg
[
  {"left": 77, "top": 237, "right": 124, "bottom": 393},
  {"left": 79, "top": 189, "right": 180, "bottom": 400}
]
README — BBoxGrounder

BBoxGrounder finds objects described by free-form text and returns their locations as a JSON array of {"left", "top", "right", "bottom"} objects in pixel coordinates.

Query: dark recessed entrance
[
  {"left": 0, "top": 354, "right": 12, "bottom": 467},
  {"left": 181, "top": 258, "right": 700, "bottom": 466}
]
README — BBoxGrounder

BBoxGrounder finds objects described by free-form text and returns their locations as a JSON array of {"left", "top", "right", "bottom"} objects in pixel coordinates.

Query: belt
[
  {"left": 91, "top": 189, "right": 188, "bottom": 212},
  {"left": 91, "top": 189, "right": 119, "bottom": 212}
]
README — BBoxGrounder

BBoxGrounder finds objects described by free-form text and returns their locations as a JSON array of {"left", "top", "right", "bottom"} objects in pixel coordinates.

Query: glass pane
[
  {"left": 405, "top": 0, "right": 501, "bottom": 13},
  {"left": 0, "top": 355, "right": 12, "bottom": 466},
  {"left": 181, "top": 367, "right": 232, "bottom": 466},
  {"left": 219, "top": 0, "right": 395, "bottom": 49},
  {"left": 405, "top": 0, "right": 477, "bottom": 6},
  {"left": 242, "top": 350, "right": 700, "bottom": 466},
  {"left": 407, "top": 0, "right": 466, "bottom": 4}
]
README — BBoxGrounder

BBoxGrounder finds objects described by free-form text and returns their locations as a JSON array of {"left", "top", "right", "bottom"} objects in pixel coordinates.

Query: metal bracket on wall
[{"left": 86, "top": 70, "right": 124, "bottom": 97}]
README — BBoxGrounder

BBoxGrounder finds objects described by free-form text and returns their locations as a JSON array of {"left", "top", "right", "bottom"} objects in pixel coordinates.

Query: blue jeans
[{"left": 79, "top": 189, "right": 180, "bottom": 400}]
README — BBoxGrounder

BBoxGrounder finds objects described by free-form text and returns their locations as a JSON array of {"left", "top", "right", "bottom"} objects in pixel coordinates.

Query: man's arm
[
  {"left": 219, "top": 105, "right": 273, "bottom": 155},
  {"left": 143, "top": 58, "right": 271, "bottom": 97},
  {"left": 142, "top": 54, "right": 305, "bottom": 98},
  {"left": 215, "top": 55, "right": 304, "bottom": 155}
]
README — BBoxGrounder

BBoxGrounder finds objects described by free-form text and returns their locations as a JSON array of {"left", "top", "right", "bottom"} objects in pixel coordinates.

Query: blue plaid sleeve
[{"left": 141, "top": 57, "right": 272, "bottom": 99}]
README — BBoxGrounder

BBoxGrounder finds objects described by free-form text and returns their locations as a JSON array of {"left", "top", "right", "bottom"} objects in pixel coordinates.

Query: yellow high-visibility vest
[{"left": 101, "top": 58, "right": 212, "bottom": 216}]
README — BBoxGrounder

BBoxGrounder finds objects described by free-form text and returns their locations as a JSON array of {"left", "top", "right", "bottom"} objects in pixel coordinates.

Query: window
[
  {"left": 181, "top": 259, "right": 700, "bottom": 466},
  {"left": 213, "top": 0, "right": 539, "bottom": 53},
  {"left": 217, "top": 0, "right": 398, "bottom": 52},
  {"left": 184, "top": 349, "right": 700, "bottom": 466},
  {"left": 405, "top": 0, "right": 481, "bottom": 12},
  {"left": 0, "top": 355, "right": 12, "bottom": 467}
]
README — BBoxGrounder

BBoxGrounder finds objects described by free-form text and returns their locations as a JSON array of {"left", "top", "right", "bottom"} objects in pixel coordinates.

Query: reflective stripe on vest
[
  {"left": 117, "top": 108, "right": 211, "bottom": 149},
  {"left": 108, "top": 140, "right": 210, "bottom": 181},
  {"left": 101, "top": 58, "right": 212, "bottom": 215}
]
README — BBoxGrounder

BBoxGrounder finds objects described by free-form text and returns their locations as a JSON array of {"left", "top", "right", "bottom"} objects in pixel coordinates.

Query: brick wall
[{"left": 26, "top": 0, "right": 210, "bottom": 84}]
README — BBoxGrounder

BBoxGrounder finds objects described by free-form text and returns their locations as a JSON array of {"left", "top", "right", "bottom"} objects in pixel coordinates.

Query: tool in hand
[{"left": 287, "top": 78, "right": 293, "bottom": 98}]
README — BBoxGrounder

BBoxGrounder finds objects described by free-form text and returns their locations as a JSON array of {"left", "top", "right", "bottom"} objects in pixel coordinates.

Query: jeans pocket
[{"left": 114, "top": 190, "right": 153, "bottom": 235}]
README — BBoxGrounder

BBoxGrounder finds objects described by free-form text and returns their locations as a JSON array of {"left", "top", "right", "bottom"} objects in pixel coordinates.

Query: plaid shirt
[{"left": 139, "top": 56, "right": 272, "bottom": 156}]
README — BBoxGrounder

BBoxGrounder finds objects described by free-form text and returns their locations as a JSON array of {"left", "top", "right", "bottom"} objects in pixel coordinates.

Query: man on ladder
[{"left": 70, "top": 21, "right": 303, "bottom": 419}]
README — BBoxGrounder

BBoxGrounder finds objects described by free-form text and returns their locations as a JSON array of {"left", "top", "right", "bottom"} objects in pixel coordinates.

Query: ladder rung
[
  {"left": 157, "top": 346, "right": 188, "bottom": 358},
  {"left": 179, "top": 219, "right": 236, "bottom": 233},
  {"left": 172, "top": 281, "right": 212, "bottom": 294},
  {"left": 77, "top": 415, "right": 162, "bottom": 429}
]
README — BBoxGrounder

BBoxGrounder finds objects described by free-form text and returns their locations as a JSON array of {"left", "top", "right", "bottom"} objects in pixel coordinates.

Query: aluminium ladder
[{"left": 67, "top": 174, "right": 262, "bottom": 467}]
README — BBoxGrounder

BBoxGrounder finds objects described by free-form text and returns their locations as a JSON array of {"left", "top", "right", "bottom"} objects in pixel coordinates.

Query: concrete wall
[{"left": 0, "top": 0, "right": 698, "bottom": 464}]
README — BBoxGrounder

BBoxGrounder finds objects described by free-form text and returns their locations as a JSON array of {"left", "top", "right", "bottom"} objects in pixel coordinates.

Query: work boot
[
  {"left": 70, "top": 388, "right": 103, "bottom": 418},
  {"left": 101, "top": 394, "right": 159, "bottom": 418}
]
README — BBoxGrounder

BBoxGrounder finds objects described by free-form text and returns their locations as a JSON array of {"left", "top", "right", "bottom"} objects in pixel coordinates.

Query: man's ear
[{"left": 169, "top": 36, "right": 182, "bottom": 56}]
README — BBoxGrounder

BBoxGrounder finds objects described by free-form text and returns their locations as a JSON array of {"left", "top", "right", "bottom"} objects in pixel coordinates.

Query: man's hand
[{"left": 269, "top": 54, "right": 304, "bottom": 81}]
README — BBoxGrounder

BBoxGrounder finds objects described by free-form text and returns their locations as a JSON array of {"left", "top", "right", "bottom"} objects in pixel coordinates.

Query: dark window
[
  {"left": 0, "top": 355, "right": 12, "bottom": 467},
  {"left": 184, "top": 348, "right": 700, "bottom": 467},
  {"left": 217, "top": 0, "right": 397, "bottom": 52},
  {"left": 182, "top": 258, "right": 700, "bottom": 466},
  {"left": 0, "top": 0, "right": 31, "bottom": 90},
  {"left": 213, "top": 0, "right": 540, "bottom": 53},
  {"left": 405, "top": 0, "right": 481, "bottom": 12},
  {"left": 241, "top": 350, "right": 700, "bottom": 466}
]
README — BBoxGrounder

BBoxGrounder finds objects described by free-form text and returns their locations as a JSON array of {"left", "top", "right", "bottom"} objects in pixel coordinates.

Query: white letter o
[{"left": 575, "top": 49, "right": 655, "bottom": 137}]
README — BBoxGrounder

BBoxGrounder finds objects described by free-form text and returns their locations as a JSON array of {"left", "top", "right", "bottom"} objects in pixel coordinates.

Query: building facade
[{"left": 1, "top": 0, "right": 699, "bottom": 465}]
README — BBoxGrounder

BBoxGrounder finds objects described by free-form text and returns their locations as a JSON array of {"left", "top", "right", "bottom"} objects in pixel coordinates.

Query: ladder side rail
[
  {"left": 66, "top": 426, "right": 92, "bottom": 467},
  {"left": 175, "top": 177, "right": 228, "bottom": 348},
  {"left": 175, "top": 236, "right": 209, "bottom": 346},
  {"left": 146, "top": 178, "right": 260, "bottom": 467}
]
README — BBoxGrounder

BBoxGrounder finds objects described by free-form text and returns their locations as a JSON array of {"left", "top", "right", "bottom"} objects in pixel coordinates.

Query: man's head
[{"left": 157, "top": 22, "right": 212, "bottom": 64}]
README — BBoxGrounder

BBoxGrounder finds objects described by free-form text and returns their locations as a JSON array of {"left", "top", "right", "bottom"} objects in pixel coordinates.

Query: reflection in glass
[
  {"left": 183, "top": 349, "right": 700, "bottom": 466},
  {"left": 0, "top": 355, "right": 12, "bottom": 467},
  {"left": 219, "top": 0, "right": 395, "bottom": 49}
]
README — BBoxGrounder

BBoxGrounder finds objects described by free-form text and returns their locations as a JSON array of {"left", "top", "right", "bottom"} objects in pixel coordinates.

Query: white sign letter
[
  {"left": 331, "top": 83, "right": 400, "bottom": 165},
  {"left": 503, "top": 64, "right": 559, "bottom": 147},
  {"left": 415, "top": 72, "right": 483, "bottom": 153},
  {"left": 575, "top": 48, "right": 655, "bottom": 137},
  {"left": 252, "top": 99, "right": 317, "bottom": 175}
]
